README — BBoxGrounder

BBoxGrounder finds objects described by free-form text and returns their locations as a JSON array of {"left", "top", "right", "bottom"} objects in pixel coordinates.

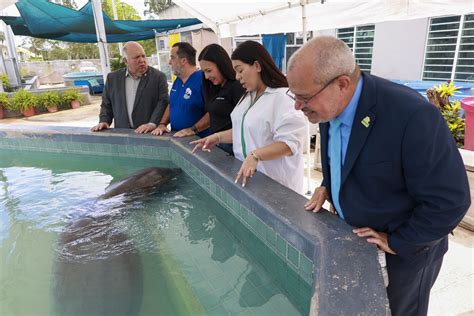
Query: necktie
[{"left": 329, "top": 118, "right": 344, "bottom": 219}]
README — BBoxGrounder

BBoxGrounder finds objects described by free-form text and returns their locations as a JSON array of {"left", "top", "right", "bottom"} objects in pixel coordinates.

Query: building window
[
  {"left": 233, "top": 35, "right": 262, "bottom": 51},
  {"left": 337, "top": 25, "right": 375, "bottom": 73},
  {"left": 284, "top": 31, "right": 312, "bottom": 71},
  {"left": 423, "top": 14, "right": 474, "bottom": 82},
  {"left": 234, "top": 32, "right": 312, "bottom": 73}
]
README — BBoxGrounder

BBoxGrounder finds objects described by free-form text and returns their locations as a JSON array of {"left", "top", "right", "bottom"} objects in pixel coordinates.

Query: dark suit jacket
[
  {"left": 99, "top": 67, "right": 169, "bottom": 128},
  {"left": 320, "top": 72, "right": 470, "bottom": 265}
]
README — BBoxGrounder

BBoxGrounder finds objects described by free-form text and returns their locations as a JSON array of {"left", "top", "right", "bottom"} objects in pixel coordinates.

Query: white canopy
[{"left": 173, "top": 0, "right": 474, "bottom": 38}]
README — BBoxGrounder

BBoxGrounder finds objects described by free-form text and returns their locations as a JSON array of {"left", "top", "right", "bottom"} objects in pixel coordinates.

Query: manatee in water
[
  {"left": 54, "top": 216, "right": 143, "bottom": 316},
  {"left": 99, "top": 167, "right": 181, "bottom": 199},
  {"left": 53, "top": 167, "right": 181, "bottom": 315}
]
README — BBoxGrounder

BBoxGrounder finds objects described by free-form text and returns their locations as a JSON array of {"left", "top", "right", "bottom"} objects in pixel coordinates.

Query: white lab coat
[{"left": 231, "top": 87, "right": 307, "bottom": 194}]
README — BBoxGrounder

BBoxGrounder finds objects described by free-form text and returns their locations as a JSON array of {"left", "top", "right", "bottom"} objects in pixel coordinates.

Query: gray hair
[
  {"left": 288, "top": 36, "right": 356, "bottom": 85},
  {"left": 122, "top": 41, "right": 141, "bottom": 60}
]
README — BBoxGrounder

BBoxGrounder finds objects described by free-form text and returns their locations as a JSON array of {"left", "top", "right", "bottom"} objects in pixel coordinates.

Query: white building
[{"left": 297, "top": 13, "right": 473, "bottom": 82}]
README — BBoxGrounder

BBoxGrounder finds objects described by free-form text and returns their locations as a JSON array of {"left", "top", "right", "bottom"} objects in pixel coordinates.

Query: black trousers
[{"left": 386, "top": 253, "right": 444, "bottom": 316}]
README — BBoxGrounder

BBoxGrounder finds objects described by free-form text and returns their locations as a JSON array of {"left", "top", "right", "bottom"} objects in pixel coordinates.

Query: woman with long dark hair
[
  {"left": 198, "top": 44, "right": 245, "bottom": 155},
  {"left": 192, "top": 41, "right": 306, "bottom": 194}
]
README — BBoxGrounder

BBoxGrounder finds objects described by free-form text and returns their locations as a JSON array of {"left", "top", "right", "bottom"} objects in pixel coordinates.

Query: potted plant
[
  {"left": 0, "top": 74, "right": 11, "bottom": 92},
  {"left": 62, "top": 89, "right": 83, "bottom": 109},
  {"left": 7, "top": 89, "right": 37, "bottom": 117},
  {"left": 0, "top": 92, "right": 8, "bottom": 119},
  {"left": 427, "top": 81, "right": 465, "bottom": 148},
  {"left": 37, "top": 91, "right": 61, "bottom": 113}
]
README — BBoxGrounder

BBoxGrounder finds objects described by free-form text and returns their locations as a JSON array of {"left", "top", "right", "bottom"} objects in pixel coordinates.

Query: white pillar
[
  {"left": 91, "top": 0, "right": 111, "bottom": 82},
  {"left": 301, "top": 0, "right": 312, "bottom": 195},
  {"left": 4, "top": 24, "right": 21, "bottom": 87},
  {"left": 154, "top": 30, "right": 162, "bottom": 70},
  {"left": 110, "top": 0, "right": 123, "bottom": 56},
  {"left": 301, "top": 0, "right": 308, "bottom": 44}
]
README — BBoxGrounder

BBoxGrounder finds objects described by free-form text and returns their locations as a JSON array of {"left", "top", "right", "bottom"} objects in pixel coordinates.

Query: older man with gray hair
[
  {"left": 91, "top": 41, "right": 168, "bottom": 133},
  {"left": 286, "top": 36, "right": 470, "bottom": 315}
]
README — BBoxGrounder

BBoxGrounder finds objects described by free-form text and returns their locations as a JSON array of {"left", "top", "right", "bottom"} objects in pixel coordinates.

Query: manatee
[
  {"left": 54, "top": 216, "right": 143, "bottom": 316},
  {"left": 99, "top": 167, "right": 181, "bottom": 199},
  {"left": 53, "top": 167, "right": 181, "bottom": 316}
]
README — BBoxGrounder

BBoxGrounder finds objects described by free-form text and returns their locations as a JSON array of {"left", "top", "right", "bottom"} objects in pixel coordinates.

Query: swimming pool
[{"left": 0, "top": 125, "right": 389, "bottom": 315}]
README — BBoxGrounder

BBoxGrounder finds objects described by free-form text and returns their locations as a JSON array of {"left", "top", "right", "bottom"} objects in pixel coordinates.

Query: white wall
[
  {"left": 371, "top": 18, "right": 429, "bottom": 80},
  {"left": 313, "top": 29, "right": 336, "bottom": 37}
]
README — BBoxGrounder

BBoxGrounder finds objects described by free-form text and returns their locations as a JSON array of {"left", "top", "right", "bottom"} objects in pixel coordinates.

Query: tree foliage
[
  {"left": 17, "top": 0, "right": 155, "bottom": 61},
  {"left": 145, "top": 0, "right": 174, "bottom": 15},
  {"left": 102, "top": 0, "right": 140, "bottom": 20}
]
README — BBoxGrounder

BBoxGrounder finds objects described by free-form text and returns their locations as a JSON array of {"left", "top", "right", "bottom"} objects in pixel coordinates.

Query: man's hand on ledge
[
  {"left": 135, "top": 123, "right": 156, "bottom": 134},
  {"left": 353, "top": 227, "right": 396, "bottom": 255},
  {"left": 91, "top": 122, "right": 110, "bottom": 132},
  {"left": 173, "top": 128, "right": 195, "bottom": 138},
  {"left": 151, "top": 124, "right": 170, "bottom": 136}
]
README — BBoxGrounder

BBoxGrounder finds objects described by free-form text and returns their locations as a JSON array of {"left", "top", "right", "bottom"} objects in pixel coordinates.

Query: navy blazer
[
  {"left": 320, "top": 73, "right": 470, "bottom": 263},
  {"left": 99, "top": 67, "right": 169, "bottom": 128}
]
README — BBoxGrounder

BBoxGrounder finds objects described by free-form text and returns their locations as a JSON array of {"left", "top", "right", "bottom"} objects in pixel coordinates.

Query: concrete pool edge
[{"left": 0, "top": 125, "right": 390, "bottom": 315}]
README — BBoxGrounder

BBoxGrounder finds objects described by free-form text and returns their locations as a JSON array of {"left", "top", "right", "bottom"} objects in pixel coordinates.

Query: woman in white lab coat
[{"left": 191, "top": 41, "right": 306, "bottom": 194}]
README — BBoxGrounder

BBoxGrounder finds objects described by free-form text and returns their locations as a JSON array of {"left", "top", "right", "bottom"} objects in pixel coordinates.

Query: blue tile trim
[{"left": 169, "top": 149, "right": 314, "bottom": 285}]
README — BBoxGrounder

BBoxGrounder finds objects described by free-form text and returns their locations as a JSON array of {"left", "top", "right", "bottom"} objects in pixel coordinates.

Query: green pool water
[{"left": 0, "top": 149, "right": 311, "bottom": 316}]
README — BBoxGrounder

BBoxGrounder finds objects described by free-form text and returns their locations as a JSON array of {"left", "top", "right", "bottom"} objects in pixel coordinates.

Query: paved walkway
[{"left": 1, "top": 95, "right": 472, "bottom": 315}]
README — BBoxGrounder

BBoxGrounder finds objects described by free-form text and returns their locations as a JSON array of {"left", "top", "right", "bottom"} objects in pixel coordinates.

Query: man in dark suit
[
  {"left": 91, "top": 41, "right": 168, "bottom": 133},
  {"left": 286, "top": 36, "right": 470, "bottom": 315}
]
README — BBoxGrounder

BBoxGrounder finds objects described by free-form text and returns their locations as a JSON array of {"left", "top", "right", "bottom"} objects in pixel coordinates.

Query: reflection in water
[
  {"left": 53, "top": 167, "right": 181, "bottom": 316},
  {"left": 54, "top": 214, "right": 144, "bottom": 316},
  {"left": 0, "top": 164, "right": 309, "bottom": 315}
]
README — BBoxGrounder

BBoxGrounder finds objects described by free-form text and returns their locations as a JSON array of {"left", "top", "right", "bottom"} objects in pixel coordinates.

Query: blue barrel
[
  {"left": 391, "top": 80, "right": 474, "bottom": 101},
  {"left": 63, "top": 72, "right": 104, "bottom": 94}
]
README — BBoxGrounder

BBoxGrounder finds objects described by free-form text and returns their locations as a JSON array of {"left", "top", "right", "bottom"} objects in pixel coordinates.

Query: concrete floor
[{"left": 1, "top": 95, "right": 473, "bottom": 315}]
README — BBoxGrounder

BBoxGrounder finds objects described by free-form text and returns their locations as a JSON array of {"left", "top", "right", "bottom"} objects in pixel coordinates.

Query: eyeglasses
[{"left": 286, "top": 75, "right": 341, "bottom": 106}]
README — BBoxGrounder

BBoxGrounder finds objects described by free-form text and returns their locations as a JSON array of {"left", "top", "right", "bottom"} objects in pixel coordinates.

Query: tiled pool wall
[{"left": 0, "top": 126, "right": 391, "bottom": 315}]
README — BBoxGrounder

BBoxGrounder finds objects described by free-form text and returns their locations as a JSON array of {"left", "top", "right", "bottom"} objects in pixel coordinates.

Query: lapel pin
[{"left": 361, "top": 116, "right": 371, "bottom": 128}]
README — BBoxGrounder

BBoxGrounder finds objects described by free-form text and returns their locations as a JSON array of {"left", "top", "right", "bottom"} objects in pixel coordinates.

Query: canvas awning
[
  {"left": 173, "top": 0, "right": 474, "bottom": 38},
  {"left": 0, "top": 0, "right": 201, "bottom": 43}
]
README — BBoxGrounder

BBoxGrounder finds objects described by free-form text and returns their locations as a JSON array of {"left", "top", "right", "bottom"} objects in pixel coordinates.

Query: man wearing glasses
[{"left": 286, "top": 36, "right": 470, "bottom": 316}]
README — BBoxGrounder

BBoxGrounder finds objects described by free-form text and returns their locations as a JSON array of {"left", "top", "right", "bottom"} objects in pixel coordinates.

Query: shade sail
[
  {"left": 0, "top": 0, "right": 201, "bottom": 43},
  {"left": 173, "top": 0, "right": 474, "bottom": 38}
]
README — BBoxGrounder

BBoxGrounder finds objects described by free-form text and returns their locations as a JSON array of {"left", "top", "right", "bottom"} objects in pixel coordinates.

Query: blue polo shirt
[{"left": 169, "top": 70, "right": 209, "bottom": 137}]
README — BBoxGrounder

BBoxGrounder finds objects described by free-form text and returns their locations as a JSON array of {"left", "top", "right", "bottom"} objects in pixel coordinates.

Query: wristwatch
[{"left": 191, "top": 125, "right": 199, "bottom": 134}]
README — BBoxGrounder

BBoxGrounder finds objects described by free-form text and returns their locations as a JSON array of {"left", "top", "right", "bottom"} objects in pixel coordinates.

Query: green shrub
[
  {"left": 442, "top": 100, "right": 465, "bottom": 148},
  {"left": 37, "top": 91, "right": 61, "bottom": 110},
  {"left": 427, "top": 81, "right": 464, "bottom": 148},
  {"left": 0, "top": 92, "right": 9, "bottom": 106},
  {"left": 7, "top": 89, "right": 37, "bottom": 112},
  {"left": 111, "top": 57, "right": 126, "bottom": 72},
  {"left": 62, "top": 89, "right": 83, "bottom": 104},
  {"left": 0, "top": 74, "right": 11, "bottom": 91}
]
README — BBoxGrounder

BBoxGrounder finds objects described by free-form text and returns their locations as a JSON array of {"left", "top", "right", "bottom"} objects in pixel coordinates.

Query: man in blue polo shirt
[{"left": 152, "top": 42, "right": 210, "bottom": 138}]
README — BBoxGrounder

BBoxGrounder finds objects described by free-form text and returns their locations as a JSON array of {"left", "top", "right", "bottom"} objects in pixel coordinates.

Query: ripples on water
[
  {"left": 0, "top": 164, "right": 308, "bottom": 316},
  {"left": 0, "top": 167, "right": 188, "bottom": 263}
]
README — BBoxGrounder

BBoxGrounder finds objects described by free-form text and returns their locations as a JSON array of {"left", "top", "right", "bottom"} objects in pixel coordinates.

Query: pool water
[{"left": 0, "top": 150, "right": 311, "bottom": 315}]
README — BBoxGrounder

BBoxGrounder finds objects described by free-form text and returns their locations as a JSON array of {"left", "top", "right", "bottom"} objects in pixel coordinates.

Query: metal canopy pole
[
  {"left": 153, "top": 29, "right": 162, "bottom": 70},
  {"left": 110, "top": 0, "right": 123, "bottom": 56},
  {"left": 91, "top": 0, "right": 111, "bottom": 82},
  {"left": 301, "top": 0, "right": 312, "bottom": 195},
  {"left": 4, "top": 24, "right": 21, "bottom": 87}
]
